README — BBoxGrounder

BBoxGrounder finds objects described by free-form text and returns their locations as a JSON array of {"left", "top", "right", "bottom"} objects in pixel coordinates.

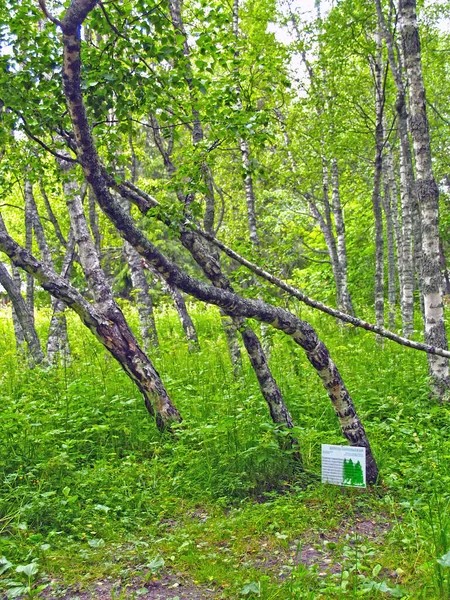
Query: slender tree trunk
[
  {"left": 385, "top": 140, "right": 404, "bottom": 296},
  {"left": 124, "top": 240, "right": 159, "bottom": 351},
  {"left": 376, "top": 0, "right": 415, "bottom": 336},
  {"left": 88, "top": 187, "right": 102, "bottom": 256},
  {"left": 331, "top": 159, "right": 354, "bottom": 315},
  {"left": 179, "top": 230, "right": 302, "bottom": 461},
  {"left": 120, "top": 199, "right": 159, "bottom": 352},
  {"left": 47, "top": 232, "right": 75, "bottom": 363},
  {"left": 440, "top": 241, "right": 450, "bottom": 295},
  {"left": 382, "top": 166, "right": 397, "bottom": 329},
  {"left": 27, "top": 177, "right": 72, "bottom": 362},
  {"left": 150, "top": 265, "right": 199, "bottom": 353},
  {"left": 39, "top": 180, "right": 67, "bottom": 247},
  {"left": 400, "top": 0, "right": 450, "bottom": 397},
  {"left": 0, "top": 257, "right": 44, "bottom": 365},
  {"left": 24, "top": 179, "right": 35, "bottom": 329},
  {"left": 10, "top": 263, "right": 25, "bottom": 354},
  {"left": 372, "top": 28, "right": 385, "bottom": 334}
]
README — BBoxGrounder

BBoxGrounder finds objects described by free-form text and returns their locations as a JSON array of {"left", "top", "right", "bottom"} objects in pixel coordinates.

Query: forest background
[{"left": 1, "top": 0, "right": 450, "bottom": 597}]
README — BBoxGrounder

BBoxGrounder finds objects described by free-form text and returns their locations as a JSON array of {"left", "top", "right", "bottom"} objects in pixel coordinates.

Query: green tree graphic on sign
[{"left": 343, "top": 459, "right": 364, "bottom": 486}]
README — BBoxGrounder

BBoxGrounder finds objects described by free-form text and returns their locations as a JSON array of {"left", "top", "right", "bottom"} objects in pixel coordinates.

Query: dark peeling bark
[
  {"left": 57, "top": 150, "right": 181, "bottom": 428},
  {"left": 179, "top": 230, "right": 302, "bottom": 461}
]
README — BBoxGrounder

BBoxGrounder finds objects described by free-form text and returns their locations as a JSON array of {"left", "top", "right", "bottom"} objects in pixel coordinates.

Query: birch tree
[{"left": 399, "top": 0, "right": 450, "bottom": 397}]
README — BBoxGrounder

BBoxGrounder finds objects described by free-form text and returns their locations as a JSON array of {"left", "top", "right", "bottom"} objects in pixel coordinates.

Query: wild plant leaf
[
  {"left": 0, "top": 556, "right": 12, "bottom": 575},
  {"left": 146, "top": 556, "right": 165, "bottom": 573},
  {"left": 437, "top": 550, "right": 450, "bottom": 568},
  {"left": 15, "top": 562, "right": 39, "bottom": 577},
  {"left": 87, "top": 538, "right": 105, "bottom": 548},
  {"left": 240, "top": 581, "right": 259, "bottom": 595}
]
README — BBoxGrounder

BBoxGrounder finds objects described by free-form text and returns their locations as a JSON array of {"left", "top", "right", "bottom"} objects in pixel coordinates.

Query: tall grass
[{"left": 1, "top": 303, "right": 450, "bottom": 597}]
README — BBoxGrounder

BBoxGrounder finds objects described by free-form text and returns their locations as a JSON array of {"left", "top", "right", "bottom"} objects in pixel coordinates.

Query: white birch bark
[
  {"left": 331, "top": 159, "right": 354, "bottom": 315},
  {"left": 400, "top": 0, "right": 450, "bottom": 397},
  {"left": 382, "top": 165, "right": 397, "bottom": 329},
  {"left": 376, "top": 0, "right": 415, "bottom": 336},
  {"left": 27, "top": 179, "right": 71, "bottom": 362},
  {"left": 0, "top": 247, "right": 44, "bottom": 365},
  {"left": 372, "top": 28, "right": 385, "bottom": 333},
  {"left": 24, "top": 179, "right": 35, "bottom": 329},
  {"left": 10, "top": 263, "right": 26, "bottom": 354}
]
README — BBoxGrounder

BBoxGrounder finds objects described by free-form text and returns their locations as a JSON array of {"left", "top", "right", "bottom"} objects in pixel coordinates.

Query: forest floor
[{"left": 1, "top": 305, "right": 450, "bottom": 598}]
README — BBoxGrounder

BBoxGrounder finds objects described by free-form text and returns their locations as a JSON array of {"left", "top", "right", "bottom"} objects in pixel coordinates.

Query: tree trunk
[
  {"left": 10, "top": 263, "right": 26, "bottom": 354},
  {"left": 120, "top": 198, "right": 159, "bottom": 352},
  {"left": 331, "top": 159, "right": 354, "bottom": 315},
  {"left": 0, "top": 256, "right": 44, "bottom": 365},
  {"left": 376, "top": 0, "right": 415, "bottom": 336},
  {"left": 179, "top": 230, "right": 302, "bottom": 461},
  {"left": 58, "top": 5, "right": 378, "bottom": 481},
  {"left": 27, "top": 176, "right": 72, "bottom": 363},
  {"left": 385, "top": 140, "right": 403, "bottom": 297},
  {"left": 382, "top": 167, "right": 397, "bottom": 329},
  {"left": 47, "top": 231, "right": 75, "bottom": 363},
  {"left": 24, "top": 179, "right": 35, "bottom": 329},
  {"left": 57, "top": 153, "right": 181, "bottom": 429},
  {"left": 155, "top": 269, "right": 200, "bottom": 353},
  {"left": 400, "top": 0, "right": 450, "bottom": 397},
  {"left": 372, "top": 28, "right": 385, "bottom": 334},
  {"left": 88, "top": 187, "right": 102, "bottom": 256}
]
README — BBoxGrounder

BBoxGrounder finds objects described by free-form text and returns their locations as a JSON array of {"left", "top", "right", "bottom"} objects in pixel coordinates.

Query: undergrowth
[{"left": 1, "top": 302, "right": 450, "bottom": 598}]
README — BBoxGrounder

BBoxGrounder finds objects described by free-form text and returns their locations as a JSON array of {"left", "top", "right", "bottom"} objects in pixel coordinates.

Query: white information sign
[{"left": 321, "top": 444, "right": 366, "bottom": 488}]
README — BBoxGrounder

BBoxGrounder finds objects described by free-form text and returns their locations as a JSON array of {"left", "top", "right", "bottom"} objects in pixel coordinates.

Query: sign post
[{"left": 321, "top": 444, "right": 366, "bottom": 488}]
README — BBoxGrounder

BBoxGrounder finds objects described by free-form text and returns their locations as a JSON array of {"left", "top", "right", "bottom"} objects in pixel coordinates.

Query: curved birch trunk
[
  {"left": 400, "top": 0, "right": 450, "bottom": 398},
  {"left": 56, "top": 2, "right": 378, "bottom": 481},
  {"left": 57, "top": 154, "right": 181, "bottom": 429}
]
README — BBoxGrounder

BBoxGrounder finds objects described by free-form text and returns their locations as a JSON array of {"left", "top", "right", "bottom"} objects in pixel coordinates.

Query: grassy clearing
[{"left": 1, "top": 302, "right": 450, "bottom": 598}]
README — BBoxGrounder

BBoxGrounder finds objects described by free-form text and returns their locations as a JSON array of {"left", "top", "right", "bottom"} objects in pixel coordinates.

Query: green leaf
[
  {"left": 0, "top": 556, "right": 12, "bottom": 575},
  {"left": 437, "top": 550, "right": 450, "bottom": 567},
  {"left": 15, "top": 562, "right": 39, "bottom": 577},
  {"left": 241, "top": 581, "right": 259, "bottom": 595},
  {"left": 7, "top": 587, "right": 29, "bottom": 599},
  {"left": 87, "top": 538, "right": 105, "bottom": 548},
  {"left": 146, "top": 556, "right": 165, "bottom": 573}
]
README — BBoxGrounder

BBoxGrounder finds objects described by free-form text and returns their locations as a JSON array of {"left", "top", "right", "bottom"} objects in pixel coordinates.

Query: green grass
[{"left": 1, "top": 302, "right": 450, "bottom": 598}]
